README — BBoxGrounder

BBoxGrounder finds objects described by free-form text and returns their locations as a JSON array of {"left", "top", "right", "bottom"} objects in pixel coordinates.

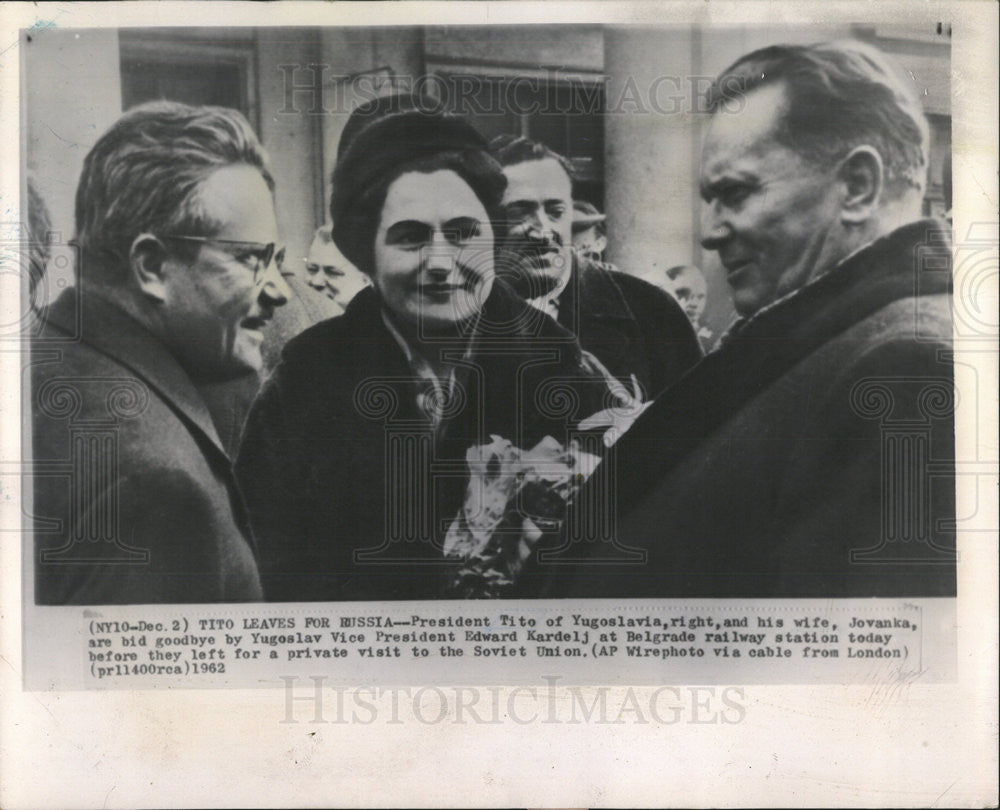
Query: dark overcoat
[
  {"left": 236, "top": 280, "right": 610, "bottom": 602},
  {"left": 557, "top": 254, "right": 703, "bottom": 399},
  {"left": 531, "top": 219, "right": 957, "bottom": 598},
  {"left": 31, "top": 289, "right": 262, "bottom": 604}
]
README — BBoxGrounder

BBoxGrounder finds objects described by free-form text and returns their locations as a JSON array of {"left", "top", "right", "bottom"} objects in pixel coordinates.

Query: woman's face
[{"left": 373, "top": 169, "right": 495, "bottom": 332}]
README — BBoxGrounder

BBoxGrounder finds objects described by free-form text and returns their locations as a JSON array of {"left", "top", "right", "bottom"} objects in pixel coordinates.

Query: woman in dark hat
[{"left": 236, "top": 98, "right": 616, "bottom": 601}]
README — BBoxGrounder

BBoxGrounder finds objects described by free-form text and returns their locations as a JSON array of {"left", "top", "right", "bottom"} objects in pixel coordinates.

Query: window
[
  {"left": 118, "top": 29, "right": 258, "bottom": 127},
  {"left": 434, "top": 72, "right": 606, "bottom": 207}
]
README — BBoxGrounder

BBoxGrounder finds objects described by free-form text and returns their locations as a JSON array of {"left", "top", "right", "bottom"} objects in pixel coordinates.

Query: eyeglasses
[{"left": 162, "top": 235, "right": 284, "bottom": 282}]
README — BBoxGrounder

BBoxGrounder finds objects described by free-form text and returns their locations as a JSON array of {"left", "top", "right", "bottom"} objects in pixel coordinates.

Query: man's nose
[
  {"left": 258, "top": 261, "right": 291, "bottom": 306},
  {"left": 700, "top": 202, "right": 730, "bottom": 250},
  {"left": 525, "top": 212, "right": 556, "bottom": 241}
]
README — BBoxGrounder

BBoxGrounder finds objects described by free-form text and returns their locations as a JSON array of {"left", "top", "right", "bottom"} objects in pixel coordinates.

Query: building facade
[{"left": 24, "top": 24, "right": 950, "bottom": 336}]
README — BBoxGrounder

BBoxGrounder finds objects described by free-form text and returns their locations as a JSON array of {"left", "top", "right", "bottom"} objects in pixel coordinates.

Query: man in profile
[
  {"left": 199, "top": 245, "right": 339, "bottom": 458},
  {"left": 31, "top": 101, "right": 290, "bottom": 604},
  {"left": 489, "top": 135, "right": 701, "bottom": 401},
  {"left": 544, "top": 40, "right": 955, "bottom": 598}
]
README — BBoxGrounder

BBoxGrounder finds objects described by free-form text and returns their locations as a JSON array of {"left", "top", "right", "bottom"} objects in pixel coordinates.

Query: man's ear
[
  {"left": 837, "top": 145, "right": 884, "bottom": 225},
  {"left": 128, "top": 234, "right": 170, "bottom": 302},
  {"left": 593, "top": 233, "right": 608, "bottom": 255}
]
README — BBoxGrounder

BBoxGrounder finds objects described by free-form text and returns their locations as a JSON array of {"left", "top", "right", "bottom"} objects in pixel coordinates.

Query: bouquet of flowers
[{"left": 442, "top": 435, "right": 602, "bottom": 598}]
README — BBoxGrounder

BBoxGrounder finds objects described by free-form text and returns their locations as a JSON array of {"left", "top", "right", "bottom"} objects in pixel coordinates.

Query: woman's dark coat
[{"left": 236, "top": 281, "right": 610, "bottom": 601}]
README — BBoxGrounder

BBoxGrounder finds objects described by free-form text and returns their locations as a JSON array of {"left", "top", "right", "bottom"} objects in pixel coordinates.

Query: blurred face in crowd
[
  {"left": 666, "top": 266, "right": 708, "bottom": 325},
  {"left": 699, "top": 82, "right": 843, "bottom": 317},
  {"left": 305, "top": 234, "right": 369, "bottom": 311},
  {"left": 372, "top": 169, "right": 495, "bottom": 333},
  {"left": 158, "top": 164, "right": 289, "bottom": 380},
  {"left": 497, "top": 158, "right": 574, "bottom": 299},
  {"left": 572, "top": 224, "right": 607, "bottom": 260}
]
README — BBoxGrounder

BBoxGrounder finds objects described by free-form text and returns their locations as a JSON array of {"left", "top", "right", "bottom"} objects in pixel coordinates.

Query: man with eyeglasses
[
  {"left": 200, "top": 228, "right": 349, "bottom": 458},
  {"left": 31, "top": 101, "right": 290, "bottom": 604}
]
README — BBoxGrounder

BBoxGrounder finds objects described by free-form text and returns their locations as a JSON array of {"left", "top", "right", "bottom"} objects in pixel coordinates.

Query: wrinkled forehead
[{"left": 197, "top": 164, "right": 278, "bottom": 241}]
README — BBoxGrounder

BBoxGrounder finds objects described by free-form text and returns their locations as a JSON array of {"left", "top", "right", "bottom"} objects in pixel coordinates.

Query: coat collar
[
  {"left": 558, "top": 252, "right": 637, "bottom": 327},
  {"left": 44, "top": 286, "right": 229, "bottom": 461},
  {"left": 605, "top": 218, "right": 953, "bottom": 515},
  {"left": 731, "top": 218, "right": 951, "bottom": 348},
  {"left": 343, "top": 278, "right": 569, "bottom": 353},
  {"left": 334, "top": 280, "right": 596, "bottom": 440}
]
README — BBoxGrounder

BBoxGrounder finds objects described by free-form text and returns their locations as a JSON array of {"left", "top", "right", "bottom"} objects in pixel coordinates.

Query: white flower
[{"left": 443, "top": 434, "right": 603, "bottom": 597}]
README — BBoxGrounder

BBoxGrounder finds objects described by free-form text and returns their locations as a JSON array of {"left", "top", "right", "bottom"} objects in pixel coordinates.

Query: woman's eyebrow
[
  {"left": 384, "top": 220, "right": 432, "bottom": 241},
  {"left": 442, "top": 216, "right": 482, "bottom": 231}
]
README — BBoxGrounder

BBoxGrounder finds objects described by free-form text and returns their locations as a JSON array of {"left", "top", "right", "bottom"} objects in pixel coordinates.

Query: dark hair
[
  {"left": 708, "top": 40, "right": 929, "bottom": 198},
  {"left": 336, "top": 148, "right": 506, "bottom": 277},
  {"left": 487, "top": 134, "right": 575, "bottom": 179},
  {"left": 74, "top": 100, "right": 274, "bottom": 281},
  {"left": 330, "top": 100, "right": 502, "bottom": 275},
  {"left": 336, "top": 93, "right": 433, "bottom": 164}
]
